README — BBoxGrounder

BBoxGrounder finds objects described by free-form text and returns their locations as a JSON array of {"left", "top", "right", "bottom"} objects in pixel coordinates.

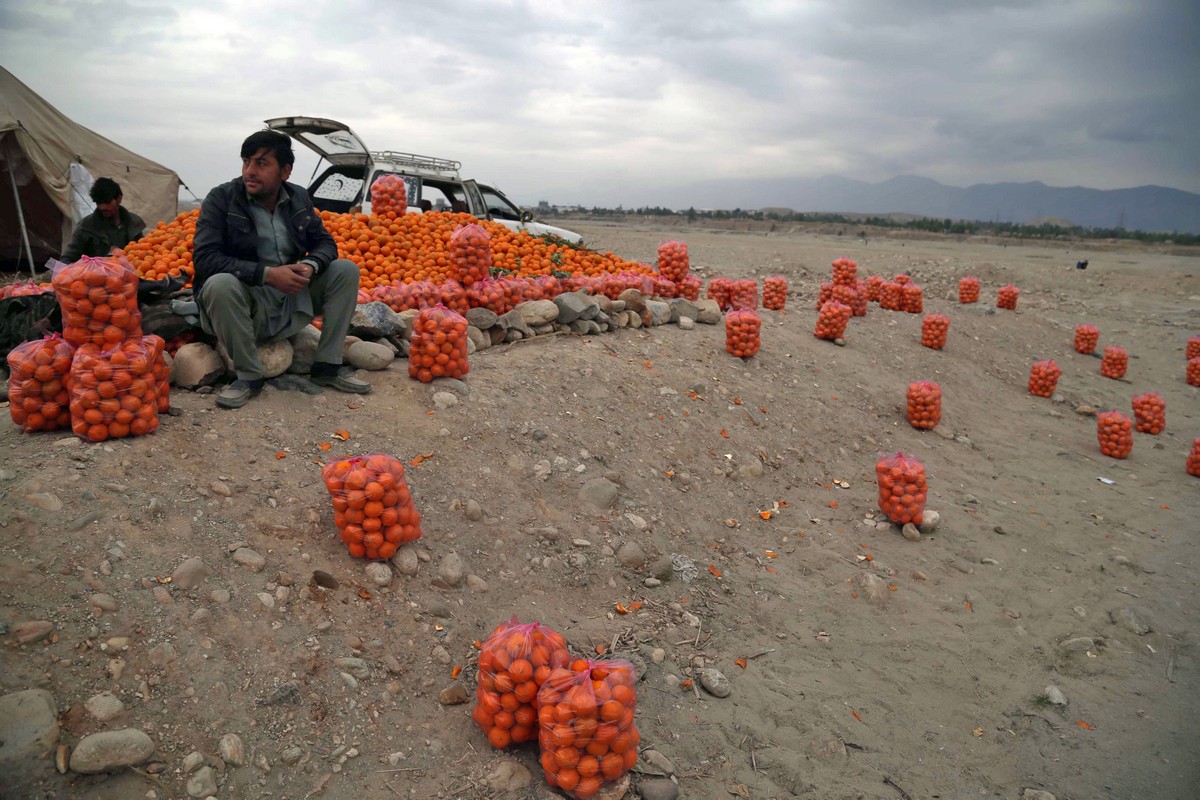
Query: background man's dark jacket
[{"left": 61, "top": 207, "right": 145, "bottom": 262}]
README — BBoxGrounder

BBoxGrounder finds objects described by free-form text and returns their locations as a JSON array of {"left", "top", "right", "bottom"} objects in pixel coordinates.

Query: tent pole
[{"left": 4, "top": 137, "right": 38, "bottom": 277}]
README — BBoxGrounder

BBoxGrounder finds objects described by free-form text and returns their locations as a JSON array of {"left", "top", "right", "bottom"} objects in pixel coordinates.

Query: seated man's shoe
[
  {"left": 310, "top": 363, "right": 372, "bottom": 394},
  {"left": 216, "top": 378, "right": 266, "bottom": 409}
]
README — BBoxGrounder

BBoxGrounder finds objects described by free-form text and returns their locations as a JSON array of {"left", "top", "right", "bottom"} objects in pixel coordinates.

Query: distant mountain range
[{"left": 656, "top": 175, "right": 1200, "bottom": 234}]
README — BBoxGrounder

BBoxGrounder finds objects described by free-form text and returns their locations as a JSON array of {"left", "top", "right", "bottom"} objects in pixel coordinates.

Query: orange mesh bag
[
  {"left": 449, "top": 223, "right": 492, "bottom": 287},
  {"left": 901, "top": 284, "right": 924, "bottom": 314},
  {"left": 906, "top": 381, "right": 942, "bottom": 430},
  {"left": 53, "top": 255, "right": 143, "bottom": 348},
  {"left": 852, "top": 279, "right": 868, "bottom": 316},
  {"left": 409, "top": 304, "right": 469, "bottom": 383},
  {"left": 537, "top": 659, "right": 640, "bottom": 799},
  {"left": 831, "top": 283, "right": 857, "bottom": 310},
  {"left": 321, "top": 454, "right": 421, "bottom": 560},
  {"left": 468, "top": 278, "right": 511, "bottom": 315},
  {"left": 1131, "top": 392, "right": 1165, "bottom": 435},
  {"left": 921, "top": 314, "right": 949, "bottom": 349},
  {"left": 1028, "top": 359, "right": 1061, "bottom": 397},
  {"left": 438, "top": 279, "right": 470, "bottom": 314},
  {"left": 1187, "top": 336, "right": 1200, "bottom": 361},
  {"left": 958, "top": 276, "right": 980, "bottom": 304},
  {"left": 814, "top": 300, "right": 851, "bottom": 341},
  {"left": 677, "top": 274, "right": 702, "bottom": 301},
  {"left": 996, "top": 284, "right": 1019, "bottom": 310},
  {"left": 832, "top": 257, "right": 857, "bottom": 286},
  {"left": 725, "top": 308, "right": 761, "bottom": 359},
  {"left": 1074, "top": 324, "right": 1099, "bottom": 354},
  {"left": 762, "top": 276, "right": 787, "bottom": 310},
  {"left": 1187, "top": 438, "right": 1200, "bottom": 477},
  {"left": 473, "top": 617, "right": 571, "bottom": 749},
  {"left": 1100, "top": 345, "right": 1127, "bottom": 379},
  {"left": 369, "top": 174, "right": 410, "bottom": 218},
  {"left": 142, "top": 335, "right": 171, "bottom": 413},
  {"left": 706, "top": 277, "right": 733, "bottom": 311},
  {"left": 6, "top": 333, "right": 74, "bottom": 433},
  {"left": 893, "top": 274, "right": 912, "bottom": 285},
  {"left": 651, "top": 276, "right": 678, "bottom": 299},
  {"left": 880, "top": 282, "right": 903, "bottom": 311},
  {"left": 0, "top": 281, "right": 52, "bottom": 300},
  {"left": 817, "top": 281, "right": 833, "bottom": 310},
  {"left": 875, "top": 451, "right": 927, "bottom": 525},
  {"left": 1188, "top": 357, "right": 1200, "bottom": 387},
  {"left": 1096, "top": 410, "right": 1133, "bottom": 459},
  {"left": 729, "top": 279, "right": 758, "bottom": 310},
  {"left": 68, "top": 339, "right": 159, "bottom": 443},
  {"left": 657, "top": 241, "right": 689, "bottom": 283},
  {"left": 865, "top": 275, "right": 884, "bottom": 302}
]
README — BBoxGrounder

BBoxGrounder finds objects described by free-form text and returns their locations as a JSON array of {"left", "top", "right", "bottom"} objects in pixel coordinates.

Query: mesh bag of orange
[
  {"left": 832, "top": 257, "right": 857, "bottom": 286},
  {"left": 438, "top": 279, "right": 471, "bottom": 314},
  {"left": 537, "top": 659, "right": 640, "bottom": 799},
  {"left": 6, "top": 333, "right": 74, "bottom": 433},
  {"left": 369, "top": 174, "right": 410, "bottom": 218},
  {"left": 532, "top": 275, "right": 563, "bottom": 301},
  {"left": 880, "top": 282, "right": 903, "bottom": 311},
  {"left": 996, "top": 284, "right": 1019, "bottom": 310},
  {"left": 321, "top": 454, "right": 421, "bottom": 560},
  {"left": 865, "top": 274, "right": 883, "bottom": 302},
  {"left": 921, "top": 314, "right": 949, "bottom": 349},
  {"left": 1188, "top": 336, "right": 1200, "bottom": 361},
  {"left": 409, "top": 304, "right": 469, "bottom": 383},
  {"left": 902, "top": 284, "right": 924, "bottom": 314},
  {"left": 1074, "top": 324, "right": 1099, "bottom": 354},
  {"left": 1028, "top": 359, "right": 1062, "bottom": 397},
  {"left": 143, "top": 335, "right": 171, "bottom": 413},
  {"left": 729, "top": 279, "right": 758, "bottom": 310},
  {"left": 817, "top": 281, "right": 833, "bottom": 309},
  {"left": 1188, "top": 357, "right": 1200, "bottom": 387},
  {"left": 677, "top": 274, "right": 701, "bottom": 301},
  {"left": 651, "top": 276, "right": 678, "bottom": 299},
  {"left": 706, "top": 277, "right": 733, "bottom": 311},
  {"left": 1100, "top": 345, "right": 1128, "bottom": 379},
  {"left": 53, "top": 255, "right": 143, "bottom": 348},
  {"left": 1187, "top": 438, "right": 1200, "bottom": 477},
  {"left": 831, "top": 283, "right": 857, "bottom": 310},
  {"left": 814, "top": 300, "right": 851, "bottom": 341},
  {"left": 68, "top": 339, "right": 159, "bottom": 443},
  {"left": 762, "top": 276, "right": 787, "bottom": 310},
  {"left": 893, "top": 274, "right": 913, "bottom": 285},
  {"left": 473, "top": 617, "right": 571, "bottom": 749},
  {"left": 875, "top": 451, "right": 927, "bottom": 525},
  {"left": 852, "top": 279, "right": 868, "bottom": 316},
  {"left": 467, "top": 278, "right": 512, "bottom": 315},
  {"left": 1096, "top": 410, "right": 1133, "bottom": 459},
  {"left": 1131, "top": 392, "right": 1165, "bottom": 434},
  {"left": 959, "top": 276, "right": 980, "bottom": 304},
  {"left": 725, "top": 308, "right": 761, "bottom": 359},
  {"left": 657, "top": 240, "right": 690, "bottom": 283},
  {"left": 0, "top": 281, "right": 52, "bottom": 300},
  {"left": 906, "top": 381, "right": 942, "bottom": 430},
  {"left": 449, "top": 224, "right": 492, "bottom": 287}
]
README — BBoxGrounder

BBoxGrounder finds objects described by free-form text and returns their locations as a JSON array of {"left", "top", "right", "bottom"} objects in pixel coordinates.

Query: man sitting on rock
[{"left": 193, "top": 130, "right": 370, "bottom": 408}]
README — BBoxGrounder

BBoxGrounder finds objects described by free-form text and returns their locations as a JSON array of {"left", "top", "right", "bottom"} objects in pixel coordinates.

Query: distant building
[
  {"left": 759, "top": 207, "right": 796, "bottom": 216},
  {"left": 537, "top": 201, "right": 551, "bottom": 214}
]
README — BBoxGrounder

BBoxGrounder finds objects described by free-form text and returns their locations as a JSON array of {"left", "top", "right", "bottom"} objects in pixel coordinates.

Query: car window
[
  {"left": 312, "top": 169, "right": 364, "bottom": 203},
  {"left": 477, "top": 186, "right": 521, "bottom": 221}
]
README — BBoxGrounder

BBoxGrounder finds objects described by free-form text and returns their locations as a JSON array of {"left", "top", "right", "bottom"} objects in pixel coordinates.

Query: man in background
[{"left": 61, "top": 177, "right": 145, "bottom": 262}]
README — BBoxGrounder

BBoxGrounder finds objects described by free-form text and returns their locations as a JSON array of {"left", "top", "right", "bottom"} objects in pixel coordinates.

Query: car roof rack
[{"left": 370, "top": 151, "right": 462, "bottom": 178}]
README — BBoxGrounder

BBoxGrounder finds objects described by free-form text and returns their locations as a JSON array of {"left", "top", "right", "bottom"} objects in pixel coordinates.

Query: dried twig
[
  {"left": 694, "top": 618, "right": 703, "bottom": 647},
  {"left": 747, "top": 648, "right": 775, "bottom": 659},
  {"left": 882, "top": 775, "right": 914, "bottom": 800},
  {"left": 374, "top": 767, "right": 424, "bottom": 773},
  {"left": 957, "top": 655, "right": 984, "bottom": 699},
  {"left": 1166, "top": 647, "right": 1176, "bottom": 683}
]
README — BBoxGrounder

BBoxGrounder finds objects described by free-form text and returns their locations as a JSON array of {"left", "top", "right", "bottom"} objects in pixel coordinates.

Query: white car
[{"left": 265, "top": 116, "right": 583, "bottom": 244}]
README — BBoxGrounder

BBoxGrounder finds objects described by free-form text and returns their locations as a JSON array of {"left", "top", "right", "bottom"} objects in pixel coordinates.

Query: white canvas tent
[{"left": 1, "top": 65, "right": 180, "bottom": 270}]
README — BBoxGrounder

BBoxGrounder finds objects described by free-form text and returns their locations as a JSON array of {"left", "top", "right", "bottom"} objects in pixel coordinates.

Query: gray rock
[
  {"left": 464, "top": 499, "right": 483, "bottom": 521},
  {"left": 857, "top": 573, "right": 890, "bottom": 606},
  {"left": 485, "top": 759, "right": 532, "bottom": 792},
  {"left": 210, "top": 480, "right": 232, "bottom": 497},
  {"left": 699, "top": 668, "right": 731, "bottom": 698},
  {"left": 1059, "top": 636, "right": 1095, "bottom": 653},
  {"left": 617, "top": 541, "right": 647, "bottom": 569},
  {"left": 69, "top": 729, "right": 155, "bottom": 773},
  {"left": 1043, "top": 685, "right": 1068, "bottom": 706},
  {"left": 350, "top": 301, "right": 405, "bottom": 338},
  {"left": 187, "top": 765, "right": 218, "bottom": 797},
  {"left": 554, "top": 291, "right": 592, "bottom": 324},
  {"left": 1110, "top": 607, "right": 1152, "bottom": 635},
  {"left": 617, "top": 288, "right": 648, "bottom": 313},
  {"left": 901, "top": 523, "right": 921, "bottom": 542},
  {"left": 517, "top": 299, "right": 560, "bottom": 327},
  {"left": 218, "top": 732, "right": 246, "bottom": 767},
  {"left": 232, "top": 548, "right": 266, "bottom": 572},
  {"left": 182, "top": 750, "right": 204, "bottom": 773},
  {"left": 677, "top": 316, "right": 695, "bottom": 330},
  {"left": 365, "top": 562, "right": 392, "bottom": 587},
  {"left": 148, "top": 642, "right": 178, "bottom": 666},
  {"left": 465, "top": 307, "right": 499, "bottom": 330},
  {"left": 173, "top": 343, "right": 225, "bottom": 389},
  {"left": 695, "top": 299, "right": 723, "bottom": 324},
  {"left": 89, "top": 593, "right": 119, "bottom": 613},
  {"left": 288, "top": 325, "right": 322, "bottom": 373},
  {"left": 335, "top": 657, "right": 371, "bottom": 679},
  {"left": 279, "top": 745, "right": 303, "bottom": 765},
  {"left": 579, "top": 477, "right": 621, "bottom": 509},
  {"left": 499, "top": 309, "right": 536, "bottom": 337},
  {"left": 627, "top": 311, "right": 643, "bottom": 329},
  {"left": 917, "top": 509, "right": 940, "bottom": 533},
  {"left": 218, "top": 338, "right": 292, "bottom": 379},
  {"left": 807, "top": 735, "right": 848, "bottom": 760},
  {"left": 669, "top": 298, "right": 699, "bottom": 322},
  {"left": 1021, "top": 791, "right": 1056, "bottom": 800},
  {"left": 466, "top": 324, "right": 490, "bottom": 351},
  {"left": 11, "top": 620, "right": 54, "bottom": 644},
  {"left": 0, "top": 689, "right": 59, "bottom": 772},
  {"left": 439, "top": 683, "right": 469, "bottom": 706},
  {"left": 85, "top": 692, "right": 124, "bottom": 722},
  {"left": 433, "top": 391, "right": 459, "bottom": 410},
  {"left": 393, "top": 547, "right": 419, "bottom": 576},
  {"left": 645, "top": 300, "right": 672, "bottom": 326},
  {"left": 466, "top": 574, "right": 489, "bottom": 592},
  {"left": 347, "top": 340, "right": 394, "bottom": 370},
  {"left": 432, "top": 377, "right": 470, "bottom": 396},
  {"left": 596, "top": 775, "right": 631, "bottom": 800},
  {"left": 638, "top": 777, "right": 679, "bottom": 800},
  {"left": 171, "top": 557, "right": 211, "bottom": 590},
  {"left": 649, "top": 555, "right": 674, "bottom": 581},
  {"left": 436, "top": 553, "right": 466, "bottom": 588},
  {"left": 638, "top": 748, "right": 676, "bottom": 776}
]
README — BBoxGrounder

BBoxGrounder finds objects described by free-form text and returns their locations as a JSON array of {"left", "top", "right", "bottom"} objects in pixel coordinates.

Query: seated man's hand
[{"left": 265, "top": 263, "right": 312, "bottom": 295}]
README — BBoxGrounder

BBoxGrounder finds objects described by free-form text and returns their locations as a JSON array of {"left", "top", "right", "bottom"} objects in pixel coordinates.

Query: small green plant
[{"left": 1031, "top": 694, "right": 1053, "bottom": 707}]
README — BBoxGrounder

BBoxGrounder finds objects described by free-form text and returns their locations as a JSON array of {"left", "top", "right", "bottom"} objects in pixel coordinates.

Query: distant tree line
[{"left": 541, "top": 205, "right": 1199, "bottom": 245}]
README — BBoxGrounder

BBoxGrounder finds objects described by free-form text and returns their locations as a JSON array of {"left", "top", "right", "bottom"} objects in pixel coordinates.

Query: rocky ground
[{"left": 1, "top": 220, "right": 1198, "bottom": 800}]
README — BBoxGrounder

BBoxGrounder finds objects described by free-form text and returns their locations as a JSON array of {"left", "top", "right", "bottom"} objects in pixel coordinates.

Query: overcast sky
[{"left": 3, "top": 0, "right": 1197, "bottom": 208}]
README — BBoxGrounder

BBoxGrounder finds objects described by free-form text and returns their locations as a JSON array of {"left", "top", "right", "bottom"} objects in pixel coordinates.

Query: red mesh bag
[
  {"left": 1188, "top": 357, "right": 1200, "bottom": 387},
  {"left": 468, "top": 279, "right": 512, "bottom": 315},
  {"left": 901, "top": 284, "right": 924, "bottom": 314},
  {"left": 817, "top": 281, "right": 833, "bottom": 309},
  {"left": 906, "top": 381, "right": 942, "bottom": 430},
  {"left": 921, "top": 314, "right": 949, "bottom": 349},
  {"left": 1096, "top": 410, "right": 1133, "bottom": 459},
  {"left": 1028, "top": 359, "right": 1061, "bottom": 397},
  {"left": 1187, "top": 336, "right": 1200, "bottom": 361},
  {"left": 532, "top": 275, "right": 563, "bottom": 301},
  {"left": 449, "top": 224, "right": 492, "bottom": 287},
  {"left": 865, "top": 275, "right": 883, "bottom": 302},
  {"left": 729, "top": 279, "right": 758, "bottom": 310},
  {"left": 438, "top": 279, "right": 470, "bottom": 314},
  {"left": 814, "top": 300, "right": 851, "bottom": 341},
  {"left": 831, "top": 283, "right": 857, "bottom": 310},
  {"left": 875, "top": 451, "right": 927, "bottom": 525},
  {"left": 68, "top": 339, "right": 159, "bottom": 442},
  {"left": 650, "top": 276, "right": 677, "bottom": 299},
  {"left": 725, "top": 308, "right": 761, "bottom": 358},
  {"left": 1188, "top": 438, "right": 1200, "bottom": 477},
  {"left": 832, "top": 258, "right": 857, "bottom": 286},
  {"left": 959, "top": 276, "right": 980, "bottom": 304},
  {"left": 53, "top": 255, "right": 143, "bottom": 348},
  {"left": 997, "top": 284, "right": 1019, "bottom": 310},
  {"left": 880, "top": 282, "right": 903, "bottom": 311},
  {"left": 707, "top": 277, "right": 733, "bottom": 311},
  {"left": 321, "top": 454, "right": 421, "bottom": 560},
  {"left": 502, "top": 277, "right": 538, "bottom": 308},
  {"left": 852, "top": 280, "right": 868, "bottom": 316},
  {"left": 1074, "top": 324, "right": 1099, "bottom": 354},
  {"left": 0, "top": 281, "right": 52, "bottom": 300},
  {"left": 1131, "top": 392, "right": 1165, "bottom": 434},
  {"left": 677, "top": 274, "right": 701, "bottom": 301},
  {"left": 409, "top": 304, "right": 469, "bottom": 383},
  {"left": 762, "top": 276, "right": 787, "bottom": 310},
  {"left": 657, "top": 241, "right": 689, "bottom": 282},
  {"left": 893, "top": 274, "right": 913, "bottom": 286},
  {"left": 369, "top": 174, "right": 410, "bottom": 218},
  {"left": 537, "top": 659, "right": 640, "bottom": 799},
  {"left": 6, "top": 333, "right": 74, "bottom": 433},
  {"left": 473, "top": 617, "right": 570, "bottom": 749},
  {"left": 143, "top": 335, "right": 170, "bottom": 413},
  {"left": 1101, "top": 345, "right": 1128, "bottom": 379}
]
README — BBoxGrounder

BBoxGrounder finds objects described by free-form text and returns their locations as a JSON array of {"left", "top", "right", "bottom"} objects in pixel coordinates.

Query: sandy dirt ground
[{"left": 2, "top": 220, "right": 1199, "bottom": 800}]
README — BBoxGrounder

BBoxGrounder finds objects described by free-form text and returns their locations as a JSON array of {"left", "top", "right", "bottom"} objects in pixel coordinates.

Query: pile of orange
[
  {"left": 893, "top": 274, "right": 913, "bottom": 286},
  {"left": 902, "top": 284, "right": 924, "bottom": 314},
  {"left": 815, "top": 300, "right": 851, "bottom": 341},
  {"left": 321, "top": 454, "right": 422, "bottom": 560},
  {"left": 1131, "top": 392, "right": 1166, "bottom": 434},
  {"left": 921, "top": 314, "right": 950, "bottom": 349},
  {"left": 0, "top": 281, "right": 52, "bottom": 300},
  {"left": 677, "top": 274, "right": 702, "bottom": 301},
  {"left": 1101, "top": 345, "right": 1128, "bottom": 379},
  {"left": 1188, "top": 336, "right": 1200, "bottom": 361},
  {"left": 657, "top": 240, "right": 689, "bottom": 282},
  {"left": 409, "top": 305, "right": 469, "bottom": 383},
  {"left": 725, "top": 309, "right": 761, "bottom": 359},
  {"left": 68, "top": 339, "right": 160, "bottom": 442},
  {"left": 1074, "top": 324, "right": 1100, "bottom": 354},
  {"left": 876, "top": 452, "right": 927, "bottom": 525},
  {"left": 6, "top": 334, "right": 73, "bottom": 432},
  {"left": 997, "top": 284, "right": 1019, "bottom": 310},
  {"left": 762, "top": 276, "right": 787, "bottom": 310},
  {"left": 473, "top": 618, "right": 571, "bottom": 749},
  {"left": 852, "top": 279, "right": 868, "bottom": 316},
  {"left": 119, "top": 210, "right": 199, "bottom": 282},
  {"left": 53, "top": 256, "right": 143, "bottom": 348},
  {"left": 959, "top": 276, "right": 980, "bottom": 304},
  {"left": 906, "top": 381, "right": 942, "bottom": 430},
  {"left": 1028, "top": 359, "right": 1062, "bottom": 397},
  {"left": 831, "top": 283, "right": 858, "bottom": 311},
  {"left": 1096, "top": 410, "right": 1133, "bottom": 459}
]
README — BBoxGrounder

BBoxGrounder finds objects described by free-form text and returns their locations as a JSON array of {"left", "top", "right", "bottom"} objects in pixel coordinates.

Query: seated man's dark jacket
[
  {"left": 192, "top": 178, "right": 338, "bottom": 298},
  {"left": 61, "top": 207, "right": 145, "bottom": 263}
]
